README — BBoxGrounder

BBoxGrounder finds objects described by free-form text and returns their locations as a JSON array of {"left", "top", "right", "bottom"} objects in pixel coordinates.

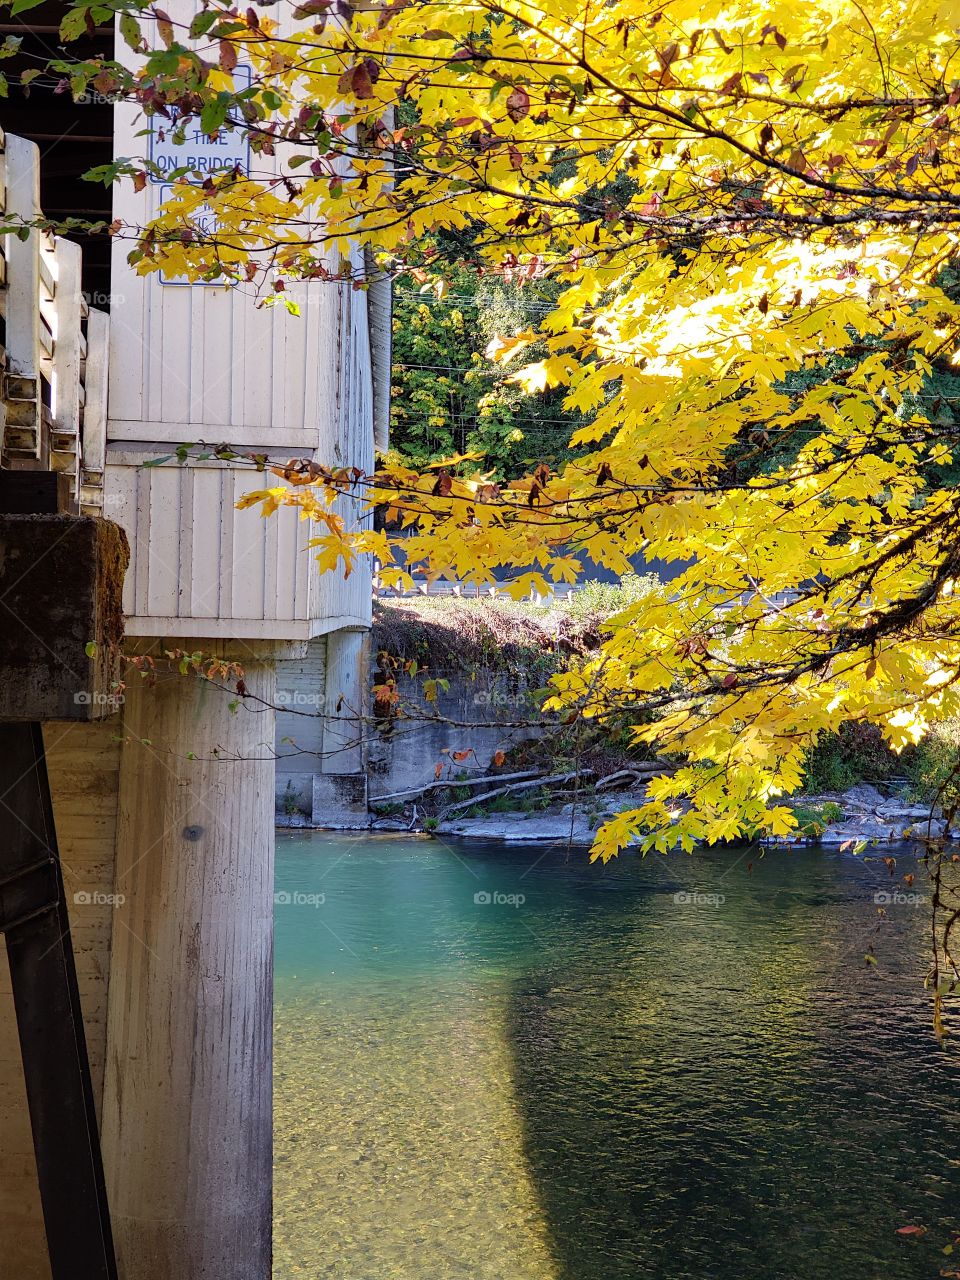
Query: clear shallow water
[{"left": 274, "top": 832, "right": 960, "bottom": 1280}]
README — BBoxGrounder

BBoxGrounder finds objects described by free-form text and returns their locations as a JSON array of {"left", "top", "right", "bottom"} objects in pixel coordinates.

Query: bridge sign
[{"left": 148, "top": 66, "right": 252, "bottom": 182}]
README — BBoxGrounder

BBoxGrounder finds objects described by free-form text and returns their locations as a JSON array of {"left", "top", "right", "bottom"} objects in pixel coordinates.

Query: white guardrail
[{"left": 0, "top": 130, "right": 109, "bottom": 513}]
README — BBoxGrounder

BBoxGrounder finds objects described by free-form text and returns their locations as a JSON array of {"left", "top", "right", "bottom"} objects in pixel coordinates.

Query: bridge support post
[{"left": 101, "top": 643, "right": 297, "bottom": 1280}]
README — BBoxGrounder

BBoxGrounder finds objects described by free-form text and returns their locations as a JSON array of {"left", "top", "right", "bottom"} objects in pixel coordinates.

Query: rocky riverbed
[{"left": 363, "top": 781, "right": 959, "bottom": 847}]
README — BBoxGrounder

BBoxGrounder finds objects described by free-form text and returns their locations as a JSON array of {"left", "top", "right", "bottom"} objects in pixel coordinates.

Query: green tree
[{"left": 390, "top": 266, "right": 586, "bottom": 476}]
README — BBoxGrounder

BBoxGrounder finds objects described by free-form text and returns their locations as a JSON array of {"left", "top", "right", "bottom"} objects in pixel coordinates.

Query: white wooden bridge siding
[
  {"left": 105, "top": 254, "right": 345, "bottom": 456},
  {"left": 104, "top": 274, "right": 376, "bottom": 638},
  {"left": 106, "top": 13, "right": 376, "bottom": 639}
]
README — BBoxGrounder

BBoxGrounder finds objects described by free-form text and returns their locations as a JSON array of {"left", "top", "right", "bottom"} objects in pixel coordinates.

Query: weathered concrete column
[
  {"left": 101, "top": 645, "right": 290, "bottom": 1279},
  {"left": 312, "top": 628, "right": 369, "bottom": 826}
]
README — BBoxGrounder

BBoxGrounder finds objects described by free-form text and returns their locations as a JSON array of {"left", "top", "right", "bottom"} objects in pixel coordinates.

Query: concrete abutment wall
[{"left": 276, "top": 629, "right": 371, "bottom": 828}]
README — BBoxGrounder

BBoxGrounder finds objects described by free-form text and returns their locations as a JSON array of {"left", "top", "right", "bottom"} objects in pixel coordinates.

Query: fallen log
[
  {"left": 594, "top": 761, "right": 675, "bottom": 792},
  {"left": 371, "top": 769, "right": 544, "bottom": 806},
  {"left": 439, "top": 770, "right": 596, "bottom": 819},
  {"left": 595, "top": 768, "right": 642, "bottom": 792}
]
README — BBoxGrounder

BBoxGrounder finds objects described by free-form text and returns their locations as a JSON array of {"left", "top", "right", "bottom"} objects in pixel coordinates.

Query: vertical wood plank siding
[{"left": 105, "top": 0, "right": 377, "bottom": 639}]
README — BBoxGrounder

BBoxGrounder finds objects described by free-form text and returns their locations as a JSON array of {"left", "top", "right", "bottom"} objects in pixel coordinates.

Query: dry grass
[
  {"left": 372, "top": 576, "right": 659, "bottom": 673},
  {"left": 374, "top": 598, "right": 567, "bottom": 672}
]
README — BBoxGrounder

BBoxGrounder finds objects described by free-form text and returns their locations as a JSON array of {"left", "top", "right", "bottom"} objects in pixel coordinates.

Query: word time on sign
[{"left": 149, "top": 66, "right": 252, "bottom": 182}]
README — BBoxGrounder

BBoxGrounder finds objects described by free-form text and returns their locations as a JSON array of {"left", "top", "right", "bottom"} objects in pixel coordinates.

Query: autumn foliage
[{"left": 16, "top": 0, "right": 960, "bottom": 857}]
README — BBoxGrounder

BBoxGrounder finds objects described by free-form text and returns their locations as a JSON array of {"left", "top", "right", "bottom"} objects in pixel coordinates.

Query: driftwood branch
[
  {"left": 371, "top": 769, "right": 543, "bottom": 805},
  {"left": 374, "top": 761, "right": 678, "bottom": 812},
  {"left": 439, "top": 770, "right": 596, "bottom": 819},
  {"left": 594, "top": 761, "right": 676, "bottom": 792}
]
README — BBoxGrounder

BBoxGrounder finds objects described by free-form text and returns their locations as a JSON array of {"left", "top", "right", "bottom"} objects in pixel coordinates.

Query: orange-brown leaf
[
  {"left": 219, "top": 39, "right": 238, "bottom": 71},
  {"left": 506, "top": 86, "right": 530, "bottom": 121}
]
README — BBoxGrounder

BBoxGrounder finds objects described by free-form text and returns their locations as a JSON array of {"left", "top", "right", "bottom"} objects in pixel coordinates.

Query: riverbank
[
  {"left": 276, "top": 779, "right": 959, "bottom": 847},
  {"left": 436, "top": 781, "right": 956, "bottom": 846}
]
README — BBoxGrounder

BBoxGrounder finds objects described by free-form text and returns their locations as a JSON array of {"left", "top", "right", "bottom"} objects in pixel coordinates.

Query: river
[{"left": 274, "top": 831, "right": 960, "bottom": 1279}]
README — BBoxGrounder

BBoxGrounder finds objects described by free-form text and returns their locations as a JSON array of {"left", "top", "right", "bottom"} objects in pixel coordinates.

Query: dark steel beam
[{"left": 0, "top": 722, "right": 118, "bottom": 1280}]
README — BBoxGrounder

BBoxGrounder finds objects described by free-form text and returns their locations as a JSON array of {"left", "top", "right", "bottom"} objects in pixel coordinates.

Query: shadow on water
[
  {"left": 500, "top": 843, "right": 960, "bottom": 1280},
  {"left": 273, "top": 832, "right": 960, "bottom": 1279}
]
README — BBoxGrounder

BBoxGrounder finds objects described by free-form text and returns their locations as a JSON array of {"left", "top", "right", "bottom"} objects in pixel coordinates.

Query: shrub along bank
[{"left": 370, "top": 588, "right": 960, "bottom": 836}]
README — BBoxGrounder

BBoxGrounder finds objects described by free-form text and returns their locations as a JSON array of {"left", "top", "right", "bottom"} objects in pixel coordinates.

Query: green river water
[{"left": 273, "top": 831, "right": 960, "bottom": 1280}]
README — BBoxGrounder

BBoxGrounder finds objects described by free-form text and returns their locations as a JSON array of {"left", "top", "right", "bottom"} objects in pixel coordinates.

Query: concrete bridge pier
[
  {"left": 101, "top": 643, "right": 299, "bottom": 1280},
  {"left": 311, "top": 628, "right": 370, "bottom": 826}
]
